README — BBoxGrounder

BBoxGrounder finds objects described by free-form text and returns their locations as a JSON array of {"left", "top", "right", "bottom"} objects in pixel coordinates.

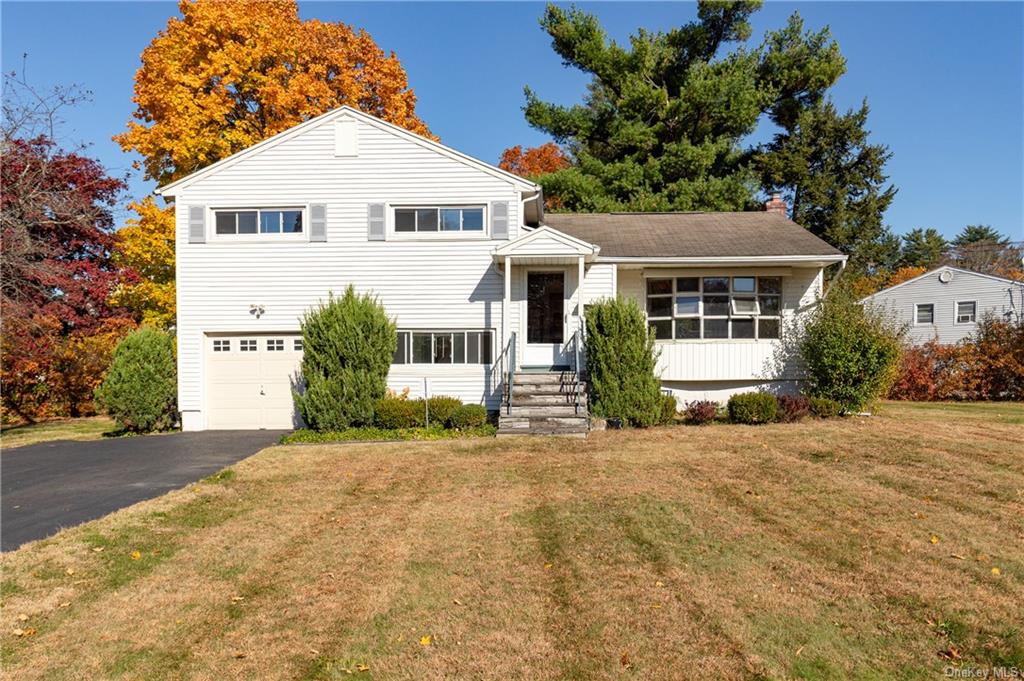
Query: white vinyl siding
[{"left": 175, "top": 115, "right": 523, "bottom": 426}]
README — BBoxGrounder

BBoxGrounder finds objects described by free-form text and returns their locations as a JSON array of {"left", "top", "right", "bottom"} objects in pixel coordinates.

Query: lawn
[
  {"left": 2, "top": 402, "right": 1021, "bottom": 680},
  {"left": 1, "top": 416, "right": 117, "bottom": 450}
]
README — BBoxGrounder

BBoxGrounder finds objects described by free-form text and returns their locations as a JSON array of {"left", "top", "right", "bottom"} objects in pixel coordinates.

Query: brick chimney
[{"left": 765, "top": 192, "right": 787, "bottom": 216}]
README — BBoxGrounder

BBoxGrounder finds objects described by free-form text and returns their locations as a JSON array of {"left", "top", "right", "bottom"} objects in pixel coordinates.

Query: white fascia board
[{"left": 600, "top": 254, "right": 847, "bottom": 267}]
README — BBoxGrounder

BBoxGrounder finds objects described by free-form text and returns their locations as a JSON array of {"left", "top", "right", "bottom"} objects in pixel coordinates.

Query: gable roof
[
  {"left": 542, "top": 212, "right": 845, "bottom": 261},
  {"left": 492, "top": 225, "right": 599, "bottom": 259},
  {"left": 861, "top": 265, "right": 1024, "bottom": 302},
  {"left": 155, "top": 106, "right": 538, "bottom": 196}
]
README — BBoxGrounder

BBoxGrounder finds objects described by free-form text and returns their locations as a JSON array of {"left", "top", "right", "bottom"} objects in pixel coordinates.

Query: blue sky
[{"left": 2, "top": 1, "right": 1021, "bottom": 240}]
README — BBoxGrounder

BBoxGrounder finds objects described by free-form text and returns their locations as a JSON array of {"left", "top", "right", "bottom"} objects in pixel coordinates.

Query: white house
[
  {"left": 861, "top": 265, "right": 1024, "bottom": 345},
  {"left": 159, "top": 106, "right": 846, "bottom": 433}
]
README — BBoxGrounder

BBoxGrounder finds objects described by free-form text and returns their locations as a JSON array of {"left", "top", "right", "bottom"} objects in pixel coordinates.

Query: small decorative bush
[
  {"left": 727, "top": 392, "right": 778, "bottom": 425},
  {"left": 426, "top": 396, "right": 463, "bottom": 427},
  {"left": 374, "top": 397, "right": 425, "bottom": 429},
  {"left": 449, "top": 404, "right": 488, "bottom": 429},
  {"left": 809, "top": 396, "right": 842, "bottom": 418},
  {"left": 776, "top": 395, "right": 810, "bottom": 423},
  {"left": 684, "top": 400, "right": 718, "bottom": 425},
  {"left": 798, "top": 283, "right": 903, "bottom": 412},
  {"left": 94, "top": 327, "right": 177, "bottom": 432},
  {"left": 294, "top": 286, "right": 396, "bottom": 431},
  {"left": 585, "top": 297, "right": 663, "bottom": 427},
  {"left": 658, "top": 393, "right": 678, "bottom": 424}
]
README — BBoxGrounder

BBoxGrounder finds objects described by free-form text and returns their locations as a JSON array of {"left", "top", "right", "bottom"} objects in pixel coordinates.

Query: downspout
[
  {"left": 519, "top": 189, "right": 542, "bottom": 231},
  {"left": 824, "top": 258, "right": 848, "bottom": 295}
]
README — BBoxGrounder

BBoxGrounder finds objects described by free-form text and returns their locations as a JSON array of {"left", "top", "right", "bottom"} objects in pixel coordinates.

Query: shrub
[
  {"left": 449, "top": 403, "right": 488, "bottom": 429},
  {"left": 426, "top": 395, "right": 463, "bottom": 427},
  {"left": 374, "top": 397, "right": 425, "bottom": 429},
  {"left": 684, "top": 400, "right": 717, "bottom": 425},
  {"left": 776, "top": 395, "right": 810, "bottom": 423},
  {"left": 957, "top": 316, "right": 1024, "bottom": 400},
  {"left": 94, "top": 327, "right": 177, "bottom": 432},
  {"left": 658, "top": 393, "right": 678, "bottom": 425},
  {"left": 727, "top": 392, "right": 778, "bottom": 424},
  {"left": 798, "top": 282, "right": 903, "bottom": 412},
  {"left": 585, "top": 297, "right": 663, "bottom": 427},
  {"left": 809, "top": 396, "right": 842, "bottom": 418},
  {"left": 294, "top": 286, "right": 396, "bottom": 431}
]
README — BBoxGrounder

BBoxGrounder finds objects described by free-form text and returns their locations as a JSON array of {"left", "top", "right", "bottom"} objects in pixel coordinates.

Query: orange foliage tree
[
  {"left": 885, "top": 266, "right": 927, "bottom": 287},
  {"left": 499, "top": 143, "right": 570, "bottom": 179},
  {"left": 117, "top": 0, "right": 432, "bottom": 186}
]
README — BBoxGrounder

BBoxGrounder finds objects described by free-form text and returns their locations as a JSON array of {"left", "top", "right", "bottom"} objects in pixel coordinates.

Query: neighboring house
[
  {"left": 861, "top": 266, "right": 1024, "bottom": 345},
  {"left": 159, "top": 106, "right": 845, "bottom": 432}
]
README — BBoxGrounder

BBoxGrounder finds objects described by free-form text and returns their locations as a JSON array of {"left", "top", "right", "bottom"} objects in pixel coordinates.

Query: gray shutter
[
  {"left": 367, "top": 203, "right": 386, "bottom": 241},
  {"left": 490, "top": 201, "right": 509, "bottom": 240},
  {"left": 309, "top": 204, "right": 327, "bottom": 242},
  {"left": 188, "top": 205, "right": 206, "bottom": 244}
]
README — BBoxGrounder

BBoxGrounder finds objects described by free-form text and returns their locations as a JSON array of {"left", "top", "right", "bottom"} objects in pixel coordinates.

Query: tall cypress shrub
[
  {"left": 94, "top": 327, "right": 177, "bottom": 432},
  {"left": 294, "top": 286, "right": 396, "bottom": 430},
  {"left": 585, "top": 297, "right": 663, "bottom": 427}
]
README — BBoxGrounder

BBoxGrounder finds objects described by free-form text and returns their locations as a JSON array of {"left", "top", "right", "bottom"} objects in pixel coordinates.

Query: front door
[{"left": 525, "top": 271, "right": 566, "bottom": 368}]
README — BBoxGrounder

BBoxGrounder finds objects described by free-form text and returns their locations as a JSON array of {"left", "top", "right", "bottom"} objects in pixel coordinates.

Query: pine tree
[{"left": 899, "top": 227, "right": 948, "bottom": 269}]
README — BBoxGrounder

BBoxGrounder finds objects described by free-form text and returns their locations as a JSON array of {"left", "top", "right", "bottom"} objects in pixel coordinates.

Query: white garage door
[{"left": 206, "top": 334, "right": 304, "bottom": 430}]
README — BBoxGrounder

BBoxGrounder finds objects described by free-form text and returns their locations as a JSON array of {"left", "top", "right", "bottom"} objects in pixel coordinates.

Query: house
[
  {"left": 158, "top": 106, "right": 846, "bottom": 433},
  {"left": 861, "top": 265, "right": 1024, "bottom": 345}
]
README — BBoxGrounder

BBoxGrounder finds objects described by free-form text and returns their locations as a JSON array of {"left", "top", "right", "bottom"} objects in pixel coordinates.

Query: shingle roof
[{"left": 542, "top": 212, "right": 844, "bottom": 259}]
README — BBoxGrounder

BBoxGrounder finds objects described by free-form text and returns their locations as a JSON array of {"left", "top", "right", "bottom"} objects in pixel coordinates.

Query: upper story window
[
  {"left": 955, "top": 301, "right": 977, "bottom": 324},
  {"left": 214, "top": 208, "right": 303, "bottom": 237},
  {"left": 915, "top": 303, "right": 935, "bottom": 325},
  {"left": 394, "top": 206, "right": 485, "bottom": 235},
  {"left": 646, "top": 276, "right": 782, "bottom": 341}
]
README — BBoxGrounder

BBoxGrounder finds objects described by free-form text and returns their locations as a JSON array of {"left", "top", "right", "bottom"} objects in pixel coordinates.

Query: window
[
  {"left": 393, "top": 206, "right": 485, "bottom": 234},
  {"left": 393, "top": 330, "right": 493, "bottom": 364},
  {"left": 646, "top": 276, "right": 782, "bottom": 340},
  {"left": 915, "top": 303, "right": 935, "bottom": 325},
  {"left": 240, "top": 339, "right": 257, "bottom": 352},
  {"left": 214, "top": 208, "right": 303, "bottom": 236},
  {"left": 266, "top": 339, "right": 284, "bottom": 351},
  {"left": 956, "top": 301, "right": 977, "bottom": 324},
  {"left": 213, "top": 339, "right": 231, "bottom": 352},
  {"left": 294, "top": 339, "right": 304, "bottom": 351}
]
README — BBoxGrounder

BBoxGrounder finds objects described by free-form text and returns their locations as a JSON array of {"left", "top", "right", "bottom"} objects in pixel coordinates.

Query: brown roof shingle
[{"left": 543, "top": 212, "right": 843, "bottom": 259}]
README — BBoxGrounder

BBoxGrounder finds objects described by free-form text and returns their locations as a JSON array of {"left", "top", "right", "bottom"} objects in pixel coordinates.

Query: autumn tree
[
  {"left": 117, "top": 0, "right": 431, "bottom": 186},
  {"left": 109, "top": 197, "right": 176, "bottom": 328},
  {"left": 499, "top": 143, "right": 570, "bottom": 178},
  {"left": 947, "top": 225, "right": 1022, "bottom": 279}
]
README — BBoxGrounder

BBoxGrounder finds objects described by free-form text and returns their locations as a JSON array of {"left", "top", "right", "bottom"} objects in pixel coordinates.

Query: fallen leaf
[
  {"left": 130, "top": 551, "right": 141, "bottom": 561},
  {"left": 950, "top": 554, "right": 966, "bottom": 560},
  {"left": 420, "top": 635, "right": 432, "bottom": 647},
  {"left": 65, "top": 568, "right": 75, "bottom": 576},
  {"left": 655, "top": 580, "right": 664, "bottom": 587},
  {"left": 58, "top": 602, "right": 70, "bottom": 608},
  {"left": 991, "top": 567, "right": 1002, "bottom": 576},
  {"left": 13, "top": 628, "right": 36, "bottom": 638},
  {"left": 233, "top": 652, "right": 246, "bottom": 659},
  {"left": 544, "top": 563, "right": 553, "bottom": 570},
  {"left": 930, "top": 535, "right": 939, "bottom": 545},
  {"left": 231, "top": 596, "right": 245, "bottom": 602},
  {"left": 356, "top": 663, "right": 370, "bottom": 672},
  {"left": 17, "top": 614, "right": 28, "bottom": 622},
  {"left": 796, "top": 646, "right": 804, "bottom": 657},
  {"left": 92, "top": 547, "right": 104, "bottom": 553},
  {"left": 650, "top": 603, "right": 662, "bottom": 609},
  {"left": 453, "top": 599, "right": 463, "bottom": 606},
  {"left": 620, "top": 651, "right": 631, "bottom": 668}
]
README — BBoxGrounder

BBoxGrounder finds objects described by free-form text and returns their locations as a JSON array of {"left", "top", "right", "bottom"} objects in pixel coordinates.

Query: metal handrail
[
  {"left": 572, "top": 328, "right": 582, "bottom": 414},
  {"left": 506, "top": 331, "right": 516, "bottom": 415}
]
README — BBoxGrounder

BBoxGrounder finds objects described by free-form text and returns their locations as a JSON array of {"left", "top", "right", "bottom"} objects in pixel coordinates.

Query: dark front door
[{"left": 527, "top": 271, "right": 564, "bottom": 344}]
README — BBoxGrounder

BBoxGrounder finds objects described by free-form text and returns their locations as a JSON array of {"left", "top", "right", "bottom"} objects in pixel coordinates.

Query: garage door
[{"left": 206, "top": 334, "right": 304, "bottom": 430}]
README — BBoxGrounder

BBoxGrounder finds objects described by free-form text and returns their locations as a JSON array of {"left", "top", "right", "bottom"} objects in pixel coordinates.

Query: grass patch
[
  {"left": 1, "top": 416, "right": 118, "bottom": 450},
  {"left": 1, "top": 402, "right": 1020, "bottom": 679},
  {"left": 280, "top": 424, "right": 496, "bottom": 444}
]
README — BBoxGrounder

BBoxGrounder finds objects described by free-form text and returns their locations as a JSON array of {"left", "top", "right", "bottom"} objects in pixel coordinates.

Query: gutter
[{"left": 596, "top": 254, "right": 848, "bottom": 266}]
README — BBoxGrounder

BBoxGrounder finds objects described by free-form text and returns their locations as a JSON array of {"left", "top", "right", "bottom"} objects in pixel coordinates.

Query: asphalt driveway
[{"left": 2, "top": 430, "right": 284, "bottom": 551}]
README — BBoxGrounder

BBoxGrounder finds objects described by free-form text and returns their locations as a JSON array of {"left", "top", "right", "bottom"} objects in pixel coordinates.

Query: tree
[
  {"left": 522, "top": 2, "right": 845, "bottom": 212},
  {"left": 757, "top": 99, "right": 897, "bottom": 267},
  {"left": 498, "top": 143, "right": 570, "bottom": 178},
  {"left": 899, "top": 227, "right": 947, "bottom": 269},
  {"left": 116, "top": 0, "right": 432, "bottom": 187},
  {"left": 109, "top": 197, "right": 177, "bottom": 328},
  {"left": 886, "top": 266, "right": 928, "bottom": 287},
  {"left": 952, "top": 224, "right": 1007, "bottom": 247}
]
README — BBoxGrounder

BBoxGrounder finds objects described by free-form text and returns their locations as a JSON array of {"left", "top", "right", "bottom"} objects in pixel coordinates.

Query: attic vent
[
  {"left": 334, "top": 119, "right": 358, "bottom": 157},
  {"left": 938, "top": 270, "right": 953, "bottom": 284}
]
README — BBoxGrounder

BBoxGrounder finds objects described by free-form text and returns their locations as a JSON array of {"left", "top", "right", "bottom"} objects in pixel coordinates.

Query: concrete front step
[
  {"left": 511, "top": 394, "right": 587, "bottom": 407},
  {"left": 506, "top": 405, "right": 585, "bottom": 417},
  {"left": 510, "top": 382, "right": 587, "bottom": 395},
  {"left": 511, "top": 372, "right": 575, "bottom": 385},
  {"left": 499, "top": 416, "right": 589, "bottom": 429}
]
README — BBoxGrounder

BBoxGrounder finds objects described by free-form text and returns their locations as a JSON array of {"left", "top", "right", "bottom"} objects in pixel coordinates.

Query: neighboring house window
[
  {"left": 646, "top": 276, "right": 782, "bottom": 340},
  {"left": 393, "top": 206, "right": 485, "bottom": 234},
  {"left": 392, "top": 330, "right": 493, "bottom": 364},
  {"left": 240, "top": 339, "right": 257, "bottom": 352},
  {"left": 213, "top": 339, "right": 230, "bottom": 352},
  {"left": 956, "top": 301, "right": 977, "bottom": 324},
  {"left": 915, "top": 303, "right": 935, "bottom": 325},
  {"left": 214, "top": 208, "right": 303, "bottom": 236}
]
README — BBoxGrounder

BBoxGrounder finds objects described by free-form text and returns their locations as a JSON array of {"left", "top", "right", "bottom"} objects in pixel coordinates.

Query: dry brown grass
[{"left": 2, "top": 402, "right": 1021, "bottom": 680}]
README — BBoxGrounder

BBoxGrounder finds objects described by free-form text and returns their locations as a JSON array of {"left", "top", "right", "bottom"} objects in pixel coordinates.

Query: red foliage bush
[
  {"left": 683, "top": 400, "right": 718, "bottom": 425},
  {"left": 776, "top": 395, "right": 810, "bottom": 422}
]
